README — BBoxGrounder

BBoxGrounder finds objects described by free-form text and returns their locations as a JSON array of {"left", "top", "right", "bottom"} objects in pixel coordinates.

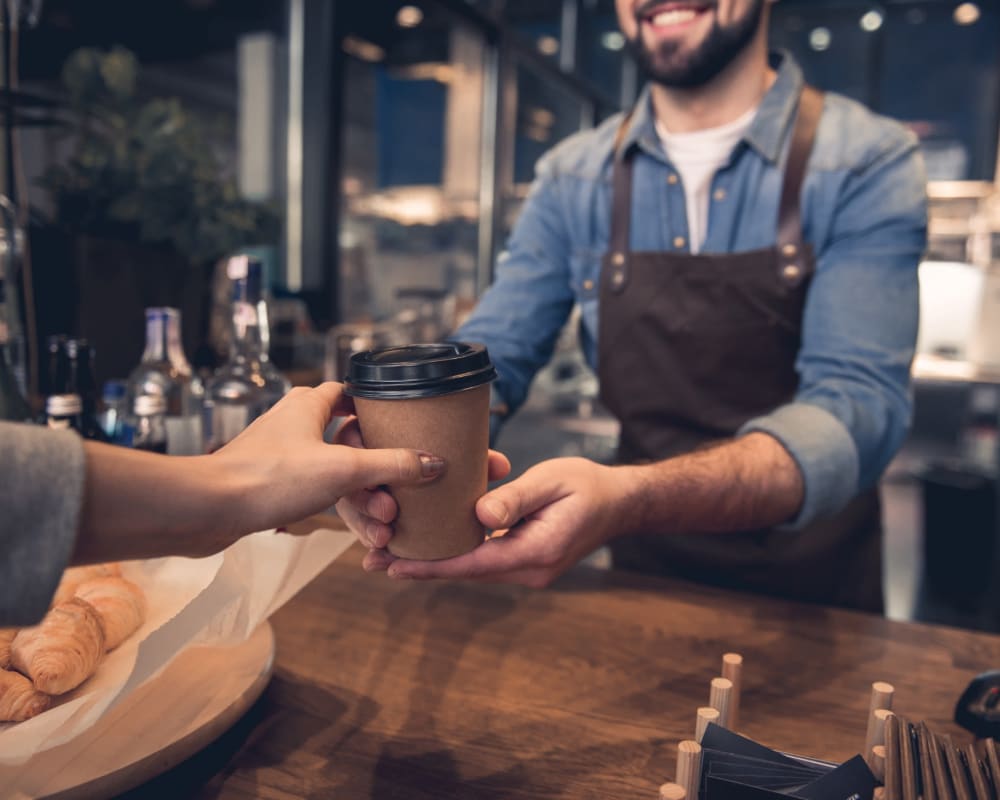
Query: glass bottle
[
  {"left": 127, "top": 307, "right": 205, "bottom": 455},
  {"left": 0, "top": 277, "right": 30, "bottom": 422},
  {"left": 205, "top": 255, "right": 290, "bottom": 451},
  {"left": 129, "top": 394, "right": 168, "bottom": 453},
  {"left": 38, "top": 335, "right": 66, "bottom": 425},
  {"left": 66, "top": 338, "right": 109, "bottom": 441},
  {"left": 44, "top": 341, "right": 82, "bottom": 432}
]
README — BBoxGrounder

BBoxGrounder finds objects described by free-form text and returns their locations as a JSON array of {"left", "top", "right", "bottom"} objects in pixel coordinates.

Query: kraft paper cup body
[{"left": 354, "top": 382, "right": 491, "bottom": 560}]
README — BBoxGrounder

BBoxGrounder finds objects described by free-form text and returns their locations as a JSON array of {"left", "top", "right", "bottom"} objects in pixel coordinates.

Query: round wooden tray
[{"left": 0, "top": 622, "right": 275, "bottom": 799}]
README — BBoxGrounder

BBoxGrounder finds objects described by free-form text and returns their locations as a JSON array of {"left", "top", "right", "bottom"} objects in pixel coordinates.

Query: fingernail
[
  {"left": 482, "top": 496, "right": 509, "bottom": 526},
  {"left": 388, "top": 567, "right": 411, "bottom": 580},
  {"left": 419, "top": 453, "right": 445, "bottom": 478}
]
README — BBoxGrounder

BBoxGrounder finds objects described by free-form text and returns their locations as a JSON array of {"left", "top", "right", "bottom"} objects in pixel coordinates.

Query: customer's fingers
[
  {"left": 335, "top": 493, "right": 393, "bottom": 549},
  {"left": 363, "top": 548, "right": 398, "bottom": 572}
]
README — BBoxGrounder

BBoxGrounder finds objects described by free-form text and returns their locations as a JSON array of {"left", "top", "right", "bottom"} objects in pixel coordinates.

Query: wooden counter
[{"left": 123, "top": 519, "right": 1000, "bottom": 799}]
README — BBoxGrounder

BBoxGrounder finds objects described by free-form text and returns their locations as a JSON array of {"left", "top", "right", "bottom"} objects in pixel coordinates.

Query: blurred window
[
  {"left": 579, "top": 0, "right": 626, "bottom": 101},
  {"left": 500, "top": 59, "right": 587, "bottom": 241},
  {"left": 339, "top": 6, "right": 485, "bottom": 328},
  {"left": 504, "top": 0, "right": 565, "bottom": 63},
  {"left": 770, "top": 1, "right": 1000, "bottom": 181}
]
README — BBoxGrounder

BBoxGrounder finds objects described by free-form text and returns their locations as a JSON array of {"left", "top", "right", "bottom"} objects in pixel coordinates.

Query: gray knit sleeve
[{"left": 0, "top": 422, "right": 86, "bottom": 625}]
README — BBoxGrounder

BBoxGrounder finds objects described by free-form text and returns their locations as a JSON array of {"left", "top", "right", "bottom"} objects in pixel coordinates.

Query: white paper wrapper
[{"left": 0, "top": 525, "right": 354, "bottom": 766}]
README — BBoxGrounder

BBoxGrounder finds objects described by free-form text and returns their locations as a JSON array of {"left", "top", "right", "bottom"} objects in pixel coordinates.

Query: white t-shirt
[{"left": 656, "top": 104, "right": 758, "bottom": 254}]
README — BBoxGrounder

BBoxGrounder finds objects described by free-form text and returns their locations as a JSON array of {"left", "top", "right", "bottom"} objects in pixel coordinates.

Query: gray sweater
[{"left": 1, "top": 421, "right": 85, "bottom": 625}]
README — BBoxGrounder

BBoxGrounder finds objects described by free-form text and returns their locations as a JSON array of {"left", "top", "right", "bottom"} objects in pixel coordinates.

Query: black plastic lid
[{"left": 344, "top": 342, "right": 497, "bottom": 400}]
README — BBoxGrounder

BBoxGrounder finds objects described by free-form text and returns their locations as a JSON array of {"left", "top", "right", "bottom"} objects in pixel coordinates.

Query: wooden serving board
[{"left": 0, "top": 622, "right": 275, "bottom": 799}]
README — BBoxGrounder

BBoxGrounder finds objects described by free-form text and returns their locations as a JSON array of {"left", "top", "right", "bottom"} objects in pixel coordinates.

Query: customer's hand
[
  {"left": 359, "top": 457, "right": 632, "bottom": 588},
  {"left": 333, "top": 417, "right": 511, "bottom": 550},
  {"left": 213, "top": 382, "right": 446, "bottom": 540}
]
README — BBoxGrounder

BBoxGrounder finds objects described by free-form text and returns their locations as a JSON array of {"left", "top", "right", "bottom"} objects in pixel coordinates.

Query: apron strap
[
  {"left": 776, "top": 86, "right": 825, "bottom": 281},
  {"left": 608, "top": 85, "right": 825, "bottom": 284},
  {"left": 607, "top": 112, "right": 635, "bottom": 292}
]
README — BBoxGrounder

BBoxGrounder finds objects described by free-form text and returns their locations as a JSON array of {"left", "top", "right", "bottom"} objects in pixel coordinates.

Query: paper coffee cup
[{"left": 344, "top": 343, "right": 497, "bottom": 560}]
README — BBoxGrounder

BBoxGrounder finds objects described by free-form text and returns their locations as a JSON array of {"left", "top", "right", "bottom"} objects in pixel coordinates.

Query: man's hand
[{"left": 360, "top": 457, "right": 635, "bottom": 588}]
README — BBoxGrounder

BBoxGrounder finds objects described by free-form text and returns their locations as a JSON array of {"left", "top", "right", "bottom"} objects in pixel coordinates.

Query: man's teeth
[{"left": 651, "top": 8, "right": 698, "bottom": 26}]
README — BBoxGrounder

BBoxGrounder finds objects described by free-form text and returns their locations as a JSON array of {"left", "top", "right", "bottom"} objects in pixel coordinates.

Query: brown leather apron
[{"left": 599, "top": 87, "right": 883, "bottom": 612}]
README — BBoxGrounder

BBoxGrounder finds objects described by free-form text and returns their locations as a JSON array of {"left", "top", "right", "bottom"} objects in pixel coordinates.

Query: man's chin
[{"left": 636, "top": 46, "right": 708, "bottom": 88}]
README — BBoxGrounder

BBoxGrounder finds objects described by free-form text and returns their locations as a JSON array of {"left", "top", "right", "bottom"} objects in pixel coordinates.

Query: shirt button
[
  {"left": 781, "top": 242, "right": 798, "bottom": 258},
  {"left": 713, "top": 188, "right": 727, "bottom": 201},
  {"left": 782, "top": 264, "right": 801, "bottom": 281},
  {"left": 611, "top": 252, "right": 626, "bottom": 266},
  {"left": 673, "top": 236, "right": 686, "bottom": 249},
  {"left": 667, "top": 173, "right": 679, "bottom": 185},
  {"left": 582, "top": 279, "right": 594, "bottom": 291}
]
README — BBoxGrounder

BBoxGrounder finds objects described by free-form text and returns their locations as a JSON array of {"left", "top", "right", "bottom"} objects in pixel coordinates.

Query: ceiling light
[
  {"left": 396, "top": 5, "right": 424, "bottom": 28},
  {"left": 601, "top": 31, "right": 625, "bottom": 51},
  {"left": 859, "top": 10, "right": 883, "bottom": 32},
  {"left": 808, "top": 27, "right": 832, "bottom": 51},
  {"left": 537, "top": 35, "right": 560, "bottom": 56},
  {"left": 953, "top": 2, "right": 980, "bottom": 25}
]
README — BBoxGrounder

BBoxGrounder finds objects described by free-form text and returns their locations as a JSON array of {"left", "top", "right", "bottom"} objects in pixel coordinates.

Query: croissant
[
  {"left": 0, "top": 628, "right": 16, "bottom": 669},
  {"left": 51, "top": 563, "right": 123, "bottom": 607},
  {"left": 74, "top": 577, "right": 146, "bottom": 651},
  {"left": 11, "top": 598, "right": 105, "bottom": 695},
  {"left": 0, "top": 669, "right": 51, "bottom": 722}
]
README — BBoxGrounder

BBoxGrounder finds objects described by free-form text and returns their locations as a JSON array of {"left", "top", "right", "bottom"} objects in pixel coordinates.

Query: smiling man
[{"left": 339, "top": 0, "right": 928, "bottom": 612}]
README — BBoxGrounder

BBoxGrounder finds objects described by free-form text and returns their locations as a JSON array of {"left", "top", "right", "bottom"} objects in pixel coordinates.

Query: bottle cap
[
  {"left": 134, "top": 394, "right": 167, "bottom": 416},
  {"left": 46, "top": 393, "right": 81, "bottom": 416},
  {"left": 344, "top": 342, "right": 497, "bottom": 400}
]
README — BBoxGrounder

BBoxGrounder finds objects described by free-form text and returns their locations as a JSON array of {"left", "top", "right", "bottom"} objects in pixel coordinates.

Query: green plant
[{"left": 39, "top": 46, "right": 280, "bottom": 264}]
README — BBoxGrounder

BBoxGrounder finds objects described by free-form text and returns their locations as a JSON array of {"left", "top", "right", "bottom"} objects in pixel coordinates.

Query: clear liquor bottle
[
  {"left": 205, "top": 256, "right": 290, "bottom": 451},
  {"left": 127, "top": 307, "right": 205, "bottom": 454},
  {"left": 0, "top": 277, "right": 30, "bottom": 422}
]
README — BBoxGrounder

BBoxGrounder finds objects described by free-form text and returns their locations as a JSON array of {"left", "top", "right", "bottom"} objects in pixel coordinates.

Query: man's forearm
[{"left": 618, "top": 432, "right": 804, "bottom": 536}]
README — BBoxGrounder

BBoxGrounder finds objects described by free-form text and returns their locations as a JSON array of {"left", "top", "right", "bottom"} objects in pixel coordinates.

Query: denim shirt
[{"left": 456, "top": 52, "right": 928, "bottom": 528}]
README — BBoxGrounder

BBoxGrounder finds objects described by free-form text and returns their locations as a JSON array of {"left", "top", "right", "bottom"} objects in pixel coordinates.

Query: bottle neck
[
  {"left": 229, "top": 298, "right": 272, "bottom": 362},
  {"left": 0, "top": 280, "right": 9, "bottom": 349},
  {"left": 142, "top": 312, "right": 190, "bottom": 369}
]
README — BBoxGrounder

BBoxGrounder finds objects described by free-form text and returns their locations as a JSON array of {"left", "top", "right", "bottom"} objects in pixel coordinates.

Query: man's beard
[{"left": 626, "top": 1, "right": 766, "bottom": 89}]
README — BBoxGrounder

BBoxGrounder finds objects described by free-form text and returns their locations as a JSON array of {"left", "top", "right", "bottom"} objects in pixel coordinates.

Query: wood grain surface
[{"left": 121, "top": 516, "right": 1000, "bottom": 799}]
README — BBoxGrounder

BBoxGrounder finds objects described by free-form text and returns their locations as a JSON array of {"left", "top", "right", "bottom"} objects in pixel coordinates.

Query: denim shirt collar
[{"left": 619, "top": 50, "right": 806, "bottom": 165}]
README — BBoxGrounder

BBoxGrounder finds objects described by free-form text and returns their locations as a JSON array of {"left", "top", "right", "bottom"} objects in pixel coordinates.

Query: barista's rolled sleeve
[
  {"left": 740, "top": 124, "right": 927, "bottom": 529},
  {"left": 1, "top": 422, "right": 86, "bottom": 625}
]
